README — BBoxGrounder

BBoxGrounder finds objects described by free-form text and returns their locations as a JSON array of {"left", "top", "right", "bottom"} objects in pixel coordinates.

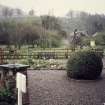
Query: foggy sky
[{"left": 0, "top": 0, "right": 105, "bottom": 16}]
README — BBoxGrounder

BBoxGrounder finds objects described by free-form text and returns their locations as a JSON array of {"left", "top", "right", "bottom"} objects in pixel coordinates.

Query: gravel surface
[{"left": 27, "top": 68, "right": 105, "bottom": 105}]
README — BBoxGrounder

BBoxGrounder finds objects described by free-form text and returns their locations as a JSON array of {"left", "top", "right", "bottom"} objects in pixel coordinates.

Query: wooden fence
[
  {"left": 0, "top": 49, "right": 72, "bottom": 64},
  {"left": 0, "top": 48, "right": 104, "bottom": 64}
]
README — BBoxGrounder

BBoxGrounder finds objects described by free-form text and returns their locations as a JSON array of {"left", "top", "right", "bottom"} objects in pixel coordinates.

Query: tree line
[
  {"left": 0, "top": 15, "right": 66, "bottom": 48},
  {"left": 0, "top": 6, "right": 105, "bottom": 48}
]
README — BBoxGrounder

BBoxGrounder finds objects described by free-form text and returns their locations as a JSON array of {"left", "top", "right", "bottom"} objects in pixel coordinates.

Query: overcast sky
[{"left": 0, "top": 0, "right": 105, "bottom": 16}]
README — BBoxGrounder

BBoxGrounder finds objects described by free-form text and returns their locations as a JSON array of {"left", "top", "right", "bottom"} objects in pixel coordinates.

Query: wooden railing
[{"left": 0, "top": 48, "right": 104, "bottom": 64}]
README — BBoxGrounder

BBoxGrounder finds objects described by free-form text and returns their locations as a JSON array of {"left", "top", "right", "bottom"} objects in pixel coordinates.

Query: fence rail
[
  {"left": 0, "top": 48, "right": 104, "bottom": 64},
  {"left": 0, "top": 52, "right": 70, "bottom": 60}
]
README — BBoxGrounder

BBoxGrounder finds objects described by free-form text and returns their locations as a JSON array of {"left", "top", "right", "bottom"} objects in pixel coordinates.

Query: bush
[
  {"left": 94, "top": 48, "right": 104, "bottom": 58},
  {"left": 67, "top": 50, "right": 103, "bottom": 80},
  {"left": 0, "top": 102, "right": 10, "bottom": 105},
  {"left": 0, "top": 89, "right": 16, "bottom": 105}
]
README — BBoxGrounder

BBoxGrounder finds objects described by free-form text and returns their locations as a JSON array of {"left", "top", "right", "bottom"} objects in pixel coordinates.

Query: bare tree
[
  {"left": 2, "top": 7, "right": 10, "bottom": 17},
  {"left": 66, "top": 10, "right": 74, "bottom": 19},
  {"left": 29, "top": 9, "right": 35, "bottom": 16},
  {"left": 15, "top": 8, "right": 23, "bottom": 16}
]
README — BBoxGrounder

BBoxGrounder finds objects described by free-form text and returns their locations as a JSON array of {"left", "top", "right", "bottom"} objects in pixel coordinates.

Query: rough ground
[{"left": 27, "top": 68, "right": 105, "bottom": 105}]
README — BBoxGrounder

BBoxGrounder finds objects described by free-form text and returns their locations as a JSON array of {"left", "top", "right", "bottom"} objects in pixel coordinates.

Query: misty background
[{"left": 0, "top": 0, "right": 105, "bottom": 48}]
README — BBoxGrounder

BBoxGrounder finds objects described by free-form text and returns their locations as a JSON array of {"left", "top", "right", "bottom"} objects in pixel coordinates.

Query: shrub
[
  {"left": 19, "top": 60, "right": 29, "bottom": 65},
  {"left": 27, "top": 58, "right": 34, "bottom": 65},
  {"left": 94, "top": 48, "right": 104, "bottom": 58},
  {"left": 0, "top": 89, "right": 16, "bottom": 105},
  {"left": 0, "top": 102, "right": 10, "bottom": 105},
  {"left": 67, "top": 50, "right": 103, "bottom": 80}
]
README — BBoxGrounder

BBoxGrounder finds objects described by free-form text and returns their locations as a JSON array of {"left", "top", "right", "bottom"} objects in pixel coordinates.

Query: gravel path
[
  {"left": 27, "top": 58, "right": 105, "bottom": 105},
  {"left": 27, "top": 69, "right": 105, "bottom": 105}
]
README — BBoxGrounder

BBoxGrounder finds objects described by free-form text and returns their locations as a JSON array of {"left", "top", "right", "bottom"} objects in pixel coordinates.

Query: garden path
[{"left": 28, "top": 68, "right": 105, "bottom": 105}]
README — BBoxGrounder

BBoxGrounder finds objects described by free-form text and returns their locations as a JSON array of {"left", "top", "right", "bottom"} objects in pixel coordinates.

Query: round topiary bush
[{"left": 67, "top": 51, "right": 103, "bottom": 80}]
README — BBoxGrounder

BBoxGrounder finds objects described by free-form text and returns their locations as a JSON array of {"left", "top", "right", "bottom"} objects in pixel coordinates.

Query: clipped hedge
[{"left": 67, "top": 50, "right": 103, "bottom": 80}]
